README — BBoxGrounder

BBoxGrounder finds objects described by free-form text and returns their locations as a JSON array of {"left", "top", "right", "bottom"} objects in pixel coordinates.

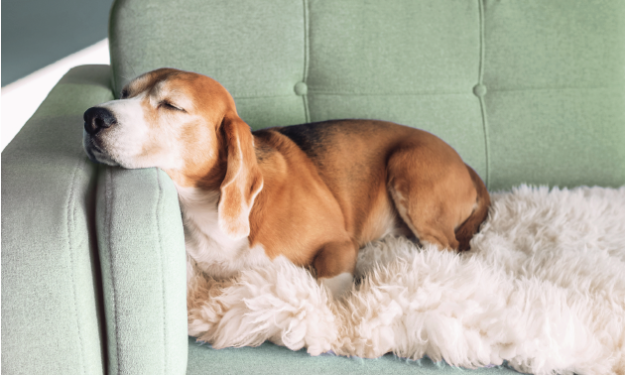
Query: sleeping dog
[{"left": 83, "top": 68, "right": 490, "bottom": 298}]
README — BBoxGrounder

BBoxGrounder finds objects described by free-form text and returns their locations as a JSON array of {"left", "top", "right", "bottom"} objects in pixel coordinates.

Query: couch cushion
[
  {"left": 96, "top": 167, "right": 188, "bottom": 374},
  {"left": 306, "top": 0, "right": 625, "bottom": 190},
  {"left": 110, "top": 0, "right": 625, "bottom": 191},
  {"left": 186, "top": 337, "right": 517, "bottom": 375},
  {"left": 109, "top": 0, "right": 308, "bottom": 129},
  {"left": 109, "top": 0, "right": 487, "bottom": 180},
  {"left": 111, "top": 0, "right": 625, "bottom": 190},
  {"left": 1, "top": 65, "right": 113, "bottom": 375},
  {"left": 482, "top": 0, "right": 625, "bottom": 190}
]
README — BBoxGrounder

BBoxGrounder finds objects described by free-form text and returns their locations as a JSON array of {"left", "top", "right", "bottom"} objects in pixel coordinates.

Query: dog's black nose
[{"left": 83, "top": 107, "right": 116, "bottom": 135}]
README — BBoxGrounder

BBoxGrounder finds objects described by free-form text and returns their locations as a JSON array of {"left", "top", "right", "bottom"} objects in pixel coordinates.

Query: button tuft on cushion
[
  {"left": 473, "top": 83, "right": 487, "bottom": 97},
  {"left": 294, "top": 82, "right": 308, "bottom": 96}
]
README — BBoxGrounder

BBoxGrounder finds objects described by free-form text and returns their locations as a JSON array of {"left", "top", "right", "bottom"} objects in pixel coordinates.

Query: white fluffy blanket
[{"left": 187, "top": 185, "right": 625, "bottom": 375}]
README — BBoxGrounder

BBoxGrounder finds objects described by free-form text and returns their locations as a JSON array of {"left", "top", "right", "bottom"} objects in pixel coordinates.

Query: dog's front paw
[{"left": 318, "top": 273, "right": 353, "bottom": 299}]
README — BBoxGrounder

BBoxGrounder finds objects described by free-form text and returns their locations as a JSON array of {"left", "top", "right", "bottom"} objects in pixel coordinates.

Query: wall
[{"left": 1, "top": 0, "right": 114, "bottom": 86}]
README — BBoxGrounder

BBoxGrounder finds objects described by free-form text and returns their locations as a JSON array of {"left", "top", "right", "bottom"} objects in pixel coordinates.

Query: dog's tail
[{"left": 455, "top": 165, "right": 490, "bottom": 251}]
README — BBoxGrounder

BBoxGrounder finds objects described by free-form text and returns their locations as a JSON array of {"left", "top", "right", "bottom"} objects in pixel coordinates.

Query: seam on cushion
[
  {"left": 91, "top": 164, "right": 109, "bottom": 375},
  {"left": 108, "top": 2, "right": 120, "bottom": 97},
  {"left": 105, "top": 168, "right": 122, "bottom": 375},
  {"left": 302, "top": 0, "right": 311, "bottom": 122},
  {"left": 233, "top": 90, "right": 473, "bottom": 98},
  {"left": 487, "top": 85, "right": 624, "bottom": 93},
  {"left": 155, "top": 169, "right": 168, "bottom": 374},
  {"left": 225, "top": 84, "right": 573, "bottom": 98},
  {"left": 233, "top": 93, "right": 296, "bottom": 99},
  {"left": 478, "top": 0, "right": 491, "bottom": 190},
  {"left": 110, "top": 56, "right": 118, "bottom": 98},
  {"left": 66, "top": 158, "right": 87, "bottom": 375},
  {"left": 306, "top": 90, "right": 475, "bottom": 97}
]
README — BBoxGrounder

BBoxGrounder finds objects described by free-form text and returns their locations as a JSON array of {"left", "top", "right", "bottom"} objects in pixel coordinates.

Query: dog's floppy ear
[{"left": 218, "top": 113, "right": 263, "bottom": 240}]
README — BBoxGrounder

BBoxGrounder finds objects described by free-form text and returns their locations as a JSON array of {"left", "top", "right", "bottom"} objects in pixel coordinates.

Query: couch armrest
[
  {"left": 96, "top": 166, "right": 188, "bottom": 375},
  {"left": 2, "top": 65, "right": 113, "bottom": 374}
]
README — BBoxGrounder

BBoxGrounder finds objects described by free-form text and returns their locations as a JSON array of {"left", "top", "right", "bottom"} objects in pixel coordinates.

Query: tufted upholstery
[{"left": 110, "top": 0, "right": 625, "bottom": 191}]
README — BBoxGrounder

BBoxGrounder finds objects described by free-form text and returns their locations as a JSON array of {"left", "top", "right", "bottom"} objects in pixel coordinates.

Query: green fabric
[
  {"left": 1, "top": 65, "right": 113, "bottom": 375},
  {"left": 304, "top": 0, "right": 487, "bottom": 178},
  {"left": 482, "top": 0, "right": 625, "bottom": 190},
  {"left": 108, "top": 0, "right": 308, "bottom": 128},
  {"left": 187, "top": 338, "right": 517, "bottom": 375},
  {"left": 96, "top": 167, "right": 188, "bottom": 375},
  {"left": 110, "top": 0, "right": 625, "bottom": 191}
]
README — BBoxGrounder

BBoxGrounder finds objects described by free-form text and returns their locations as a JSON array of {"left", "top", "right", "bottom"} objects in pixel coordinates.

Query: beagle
[{"left": 83, "top": 68, "right": 490, "bottom": 298}]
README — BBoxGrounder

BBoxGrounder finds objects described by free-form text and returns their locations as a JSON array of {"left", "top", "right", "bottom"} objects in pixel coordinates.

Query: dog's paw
[{"left": 319, "top": 273, "right": 353, "bottom": 299}]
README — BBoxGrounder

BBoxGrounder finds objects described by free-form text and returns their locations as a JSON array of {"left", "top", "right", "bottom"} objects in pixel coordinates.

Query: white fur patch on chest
[{"left": 175, "top": 185, "right": 272, "bottom": 280}]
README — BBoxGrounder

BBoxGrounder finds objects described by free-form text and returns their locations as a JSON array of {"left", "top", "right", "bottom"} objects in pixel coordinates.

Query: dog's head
[{"left": 83, "top": 68, "right": 263, "bottom": 239}]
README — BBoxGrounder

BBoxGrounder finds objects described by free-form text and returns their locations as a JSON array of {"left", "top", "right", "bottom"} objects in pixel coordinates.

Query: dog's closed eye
[{"left": 159, "top": 100, "right": 185, "bottom": 112}]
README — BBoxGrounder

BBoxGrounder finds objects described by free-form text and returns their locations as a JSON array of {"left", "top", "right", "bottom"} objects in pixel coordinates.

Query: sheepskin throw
[{"left": 188, "top": 185, "right": 625, "bottom": 375}]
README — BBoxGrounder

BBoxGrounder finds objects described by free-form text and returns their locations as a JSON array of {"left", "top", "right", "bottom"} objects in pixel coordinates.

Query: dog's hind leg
[{"left": 386, "top": 147, "right": 477, "bottom": 251}]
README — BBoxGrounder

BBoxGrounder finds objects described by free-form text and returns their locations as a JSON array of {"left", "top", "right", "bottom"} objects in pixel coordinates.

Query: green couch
[{"left": 3, "top": 1, "right": 624, "bottom": 374}]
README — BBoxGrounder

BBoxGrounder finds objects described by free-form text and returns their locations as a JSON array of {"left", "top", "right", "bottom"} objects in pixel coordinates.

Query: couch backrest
[{"left": 109, "top": 0, "right": 625, "bottom": 191}]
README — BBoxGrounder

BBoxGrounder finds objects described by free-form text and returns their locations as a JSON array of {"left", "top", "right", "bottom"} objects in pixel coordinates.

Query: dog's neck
[
  {"left": 174, "top": 183, "right": 269, "bottom": 280},
  {"left": 175, "top": 186, "right": 230, "bottom": 247}
]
